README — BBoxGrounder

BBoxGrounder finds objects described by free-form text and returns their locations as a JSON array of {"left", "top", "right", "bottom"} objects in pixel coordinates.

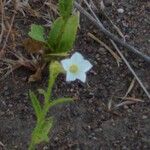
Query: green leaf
[
  {"left": 29, "top": 90, "right": 42, "bottom": 121},
  {"left": 57, "top": 15, "right": 79, "bottom": 52},
  {"left": 59, "top": 0, "right": 73, "bottom": 19},
  {"left": 47, "top": 17, "right": 65, "bottom": 51},
  {"left": 49, "top": 97, "right": 73, "bottom": 108},
  {"left": 28, "top": 24, "right": 46, "bottom": 43},
  {"left": 48, "top": 15, "right": 79, "bottom": 53}
]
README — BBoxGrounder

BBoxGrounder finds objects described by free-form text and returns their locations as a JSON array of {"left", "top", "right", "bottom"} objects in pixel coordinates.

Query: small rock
[
  {"left": 54, "top": 136, "right": 59, "bottom": 142},
  {"left": 4, "top": 91, "right": 9, "bottom": 96},
  {"left": 127, "top": 109, "right": 132, "bottom": 113},
  {"left": 96, "top": 54, "right": 100, "bottom": 58},
  {"left": 122, "top": 145, "right": 128, "bottom": 150},
  {"left": 43, "top": 146, "right": 49, "bottom": 150},
  {"left": 117, "top": 8, "right": 124, "bottom": 14},
  {"left": 142, "top": 115, "right": 148, "bottom": 119},
  {"left": 0, "top": 111, "right": 5, "bottom": 116},
  {"left": 94, "top": 61, "right": 98, "bottom": 65},
  {"left": 124, "top": 105, "right": 129, "bottom": 109},
  {"left": 4, "top": 86, "right": 8, "bottom": 90}
]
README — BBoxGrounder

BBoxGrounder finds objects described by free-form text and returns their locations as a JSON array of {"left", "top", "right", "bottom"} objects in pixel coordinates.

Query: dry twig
[
  {"left": 0, "top": 0, "right": 6, "bottom": 44},
  {"left": 75, "top": 1, "right": 150, "bottom": 99},
  {"left": 117, "top": 97, "right": 144, "bottom": 102},
  {"left": 74, "top": 1, "right": 150, "bottom": 63},
  {"left": 123, "top": 78, "right": 136, "bottom": 98},
  {"left": 88, "top": 32, "right": 121, "bottom": 66},
  {"left": 114, "top": 96, "right": 144, "bottom": 109},
  {"left": 96, "top": 0, "right": 126, "bottom": 41},
  {"left": 0, "top": 0, "right": 17, "bottom": 57},
  {"left": 111, "top": 40, "right": 150, "bottom": 99},
  {"left": 115, "top": 100, "right": 143, "bottom": 109}
]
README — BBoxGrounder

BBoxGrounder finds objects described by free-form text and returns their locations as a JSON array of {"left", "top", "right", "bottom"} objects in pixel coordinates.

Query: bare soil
[{"left": 0, "top": 0, "right": 150, "bottom": 150}]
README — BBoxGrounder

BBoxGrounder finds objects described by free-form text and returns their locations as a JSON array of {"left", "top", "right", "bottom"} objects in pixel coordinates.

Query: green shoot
[
  {"left": 28, "top": 0, "right": 79, "bottom": 58},
  {"left": 59, "top": 0, "right": 73, "bottom": 20},
  {"left": 29, "top": 62, "right": 73, "bottom": 149}
]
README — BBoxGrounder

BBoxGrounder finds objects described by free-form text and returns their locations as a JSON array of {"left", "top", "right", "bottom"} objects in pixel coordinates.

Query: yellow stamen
[{"left": 69, "top": 64, "right": 78, "bottom": 73}]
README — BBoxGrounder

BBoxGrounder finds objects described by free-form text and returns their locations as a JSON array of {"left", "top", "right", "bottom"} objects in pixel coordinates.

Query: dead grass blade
[
  {"left": 74, "top": 2, "right": 150, "bottom": 63},
  {"left": 0, "top": 0, "right": 6, "bottom": 44},
  {"left": 111, "top": 40, "right": 150, "bottom": 100},
  {"left": 114, "top": 96, "right": 144, "bottom": 109},
  {"left": 44, "top": 1, "right": 58, "bottom": 15},
  {"left": 0, "top": 141, "right": 5, "bottom": 148},
  {"left": 117, "top": 97, "right": 144, "bottom": 102},
  {"left": 88, "top": 32, "right": 121, "bottom": 66},
  {"left": 108, "top": 98, "right": 113, "bottom": 111},
  {"left": 76, "top": 0, "right": 150, "bottom": 99},
  {"left": 0, "top": 2, "right": 16, "bottom": 57},
  {"left": 115, "top": 101, "right": 137, "bottom": 108},
  {"left": 0, "top": 54, "right": 37, "bottom": 81},
  {"left": 123, "top": 78, "right": 136, "bottom": 98},
  {"left": 98, "top": 0, "right": 125, "bottom": 41}
]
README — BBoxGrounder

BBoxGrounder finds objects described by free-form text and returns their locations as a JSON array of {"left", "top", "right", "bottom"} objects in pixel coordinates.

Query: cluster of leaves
[
  {"left": 28, "top": 0, "right": 79, "bottom": 57},
  {"left": 29, "top": 62, "right": 73, "bottom": 149}
]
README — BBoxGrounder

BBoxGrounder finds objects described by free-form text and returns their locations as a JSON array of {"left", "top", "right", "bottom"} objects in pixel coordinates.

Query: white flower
[{"left": 61, "top": 52, "right": 93, "bottom": 82}]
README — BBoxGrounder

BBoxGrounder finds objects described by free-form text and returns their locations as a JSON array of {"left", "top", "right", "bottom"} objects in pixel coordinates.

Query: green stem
[
  {"left": 42, "top": 101, "right": 51, "bottom": 118},
  {"left": 45, "top": 65, "right": 60, "bottom": 104},
  {"left": 29, "top": 62, "right": 63, "bottom": 149},
  {"left": 46, "top": 76, "right": 55, "bottom": 100},
  {"left": 29, "top": 140, "right": 36, "bottom": 150}
]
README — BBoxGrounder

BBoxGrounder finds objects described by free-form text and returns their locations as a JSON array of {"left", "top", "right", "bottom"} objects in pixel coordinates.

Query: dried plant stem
[
  {"left": 88, "top": 32, "right": 121, "bottom": 66},
  {"left": 111, "top": 40, "right": 150, "bottom": 99},
  {"left": 74, "top": 2, "right": 150, "bottom": 63},
  {"left": 75, "top": 1, "right": 150, "bottom": 99},
  {"left": 0, "top": 10, "right": 16, "bottom": 57},
  {"left": 89, "top": 33, "right": 150, "bottom": 99},
  {"left": 0, "top": 0, "right": 6, "bottom": 44},
  {"left": 123, "top": 77, "right": 135, "bottom": 98}
]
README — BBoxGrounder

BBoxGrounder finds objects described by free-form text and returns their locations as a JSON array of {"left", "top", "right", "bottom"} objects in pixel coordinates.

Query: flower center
[{"left": 69, "top": 64, "right": 78, "bottom": 73}]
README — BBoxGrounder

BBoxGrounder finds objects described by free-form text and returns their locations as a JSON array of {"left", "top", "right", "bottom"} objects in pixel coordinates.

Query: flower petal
[
  {"left": 77, "top": 72, "right": 86, "bottom": 82},
  {"left": 66, "top": 72, "right": 77, "bottom": 81},
  {"left": 61, "top": 59, "right": 71, "bottom": 71},
  {"left": 71, "top": 52, "right": 84, "bottom": 63},
  {"left": 79, "top": 60, "right": 93, "bottom": 72}
]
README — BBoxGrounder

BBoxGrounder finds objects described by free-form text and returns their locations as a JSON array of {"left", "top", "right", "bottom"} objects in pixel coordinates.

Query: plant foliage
[
  {"left": 28, "top": 24, "right": 46, "bottom": 43},
  {"left": 28, "top": 0, "right": 79, "bottom": 58},
  {"left": 29, "top": 62, "right": 73, "bottom": 149}
]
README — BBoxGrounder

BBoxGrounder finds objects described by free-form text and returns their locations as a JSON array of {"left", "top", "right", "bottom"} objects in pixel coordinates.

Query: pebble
[
  {"left": 4, "top": 91, "right": 10, "bottom": 96},
  {"left": 96, "top": 54, "right": 100, "bottom": 60},
  {"left": 4, "top": 86, "right": 8, "bottom": 91},
  {"left": 122, "top": 145, "right": 128, "bottom": 150},
  {"left": 43, "top": 146, "right": 49, "bottom": 150},
  {"left": 117, "top": 8, "right": 124, "bottom": 14},
  {"left": 142, "top": 115, "right": 148, "bottom": 119},
  {"left": 94, "top": 61, "right": 98, "bottom": 65},
  {"left": 0, "top": 111, "right": 5, "bottom": 116},
  {"left": 124, "top": 105, "right": 129, "bottom": 109},
  {"left": 127, "top": 109, "right": 132, "bottom": 113}
]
